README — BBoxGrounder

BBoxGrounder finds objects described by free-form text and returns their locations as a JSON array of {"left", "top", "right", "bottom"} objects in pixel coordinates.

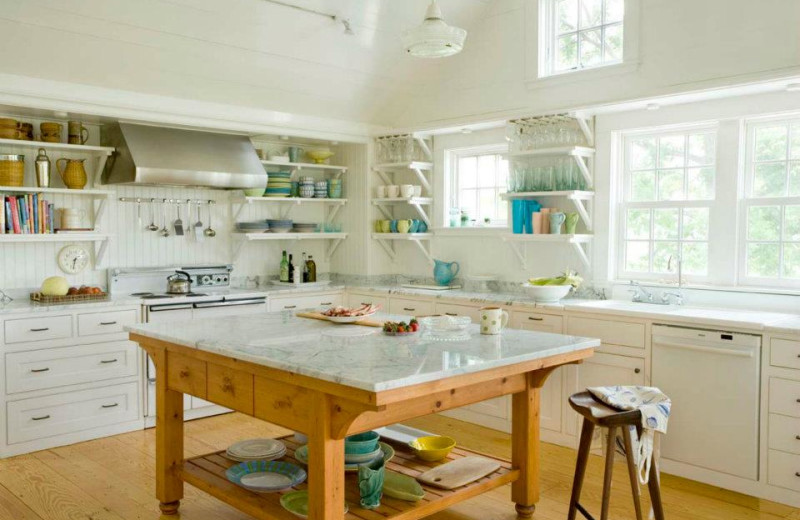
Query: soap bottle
[{"left": 306, "top": 256, "right": 317, "bottom": 282}]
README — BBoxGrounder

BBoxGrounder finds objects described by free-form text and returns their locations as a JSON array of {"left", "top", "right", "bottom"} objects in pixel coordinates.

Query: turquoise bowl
[{"left": 345, "top": 431, "right": 380, "bottom": 454}]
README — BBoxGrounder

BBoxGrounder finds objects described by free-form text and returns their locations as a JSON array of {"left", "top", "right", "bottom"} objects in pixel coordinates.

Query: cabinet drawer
[
  {"left": 167, "top": 352, "right": 207, "bottom": 398},
  {"left": 511, "top": 312, "right": 563, "bottom": 333},
  {"left": 207, "top": 363, "right": 254, "bottom": 414},
  {"left": 566, "top": 316, "right": 645, "bottom": 348},
  {"left": 768, "top": 450, "right": 800, "bottom": 491},
  {"left": 389, "top": 297, "right": 435, "bottom": 317},
  {"left": 78, "top": 309, "right": 137, "bottom": 337},
  {"left": 347, "top": 292, "right": 389, "bottom": 310},
  {"left": 434, "top": 303, "right": 481, "bottom": 322},
  {"left": 770, "top": 378, "right": 800, "bottom": 418},
  {"left": 4, "top": 315, "right": 73, "bottom": 344},
  {"left": 6, "top": 341, "right": 138, "bottom": 394},
  {"left": 269, "top": 293, "right": 343, "bottom": 312},
  {"left": 7, "top": 382, "right": 139, "bottom": 444},
  {"left": 769, "top": 414, "right": 800, "bottom": 454},
  {"left": 771, "top": 338, "right": 800, "bottom": 370}
]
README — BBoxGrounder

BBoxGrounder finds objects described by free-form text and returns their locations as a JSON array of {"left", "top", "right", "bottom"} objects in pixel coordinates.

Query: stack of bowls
[
  {"left": 266, "top": 219, "right": 293, "bottom": 233},
  {"left": 299, "top": 176, "right": 314, "bottom": 198},
  {"left": 328, "top": 178, "right": 342, "bottom": 198},
  {"left": 265, "top": 171, "right": 291, "bottom": 198},
  {"left": 315, "top": 181, "right": 328, "bottom": 198},
  {"left": 344, "top": 431, "right": 381, "bottom": 465},
  {"left": 226, "top": 438, "right": 287, "bottom": 462}
]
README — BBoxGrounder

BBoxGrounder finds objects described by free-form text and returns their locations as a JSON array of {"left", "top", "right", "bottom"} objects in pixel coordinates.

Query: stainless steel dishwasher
[{"left": 651, "top": 325, "right": 761, "bottom": 480}]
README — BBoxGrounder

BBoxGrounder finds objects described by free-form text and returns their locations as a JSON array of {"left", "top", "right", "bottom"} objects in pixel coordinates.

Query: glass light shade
[{"left": 403, "top": 1, "right": 467, "bottom": 58}]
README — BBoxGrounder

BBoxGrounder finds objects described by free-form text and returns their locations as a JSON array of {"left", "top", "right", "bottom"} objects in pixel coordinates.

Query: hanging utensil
[
  {"left": 173, "top": 202, "right": 185, "bottom": 236},
  {"left": 147, "top": 200, "right": 159, "bottom": 231},
  {"left": 193, "top": 201, "right": 204, "bottom": 241},
  {"left": 136, "top": 199, "right": 142, "bottom": 229},
  {"left": 204, "top": 202, "right": 216, "bottom": 237},
  {"left": 160, "top": 201, "right": 170, "bottom": 237}
]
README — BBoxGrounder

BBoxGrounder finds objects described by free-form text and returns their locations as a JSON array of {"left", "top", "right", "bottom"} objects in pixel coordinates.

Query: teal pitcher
[{"left": 433, "top": 260, "right": 460, "bottom": 286}]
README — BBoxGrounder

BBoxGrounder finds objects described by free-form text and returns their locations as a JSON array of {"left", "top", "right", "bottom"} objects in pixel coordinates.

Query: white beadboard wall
[{"left": 0, "top": 122, "right": 368, "bottom": 290}]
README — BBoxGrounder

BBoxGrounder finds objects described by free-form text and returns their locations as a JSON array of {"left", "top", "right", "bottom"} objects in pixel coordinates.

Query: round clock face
[{"left": 57, "top": 245, "right": 90, "bottom": 274}]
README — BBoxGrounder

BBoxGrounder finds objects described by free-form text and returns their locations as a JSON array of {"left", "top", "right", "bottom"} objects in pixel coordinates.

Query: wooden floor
[{"left": 0, "top": 413, "right": 796, "bottom": 520}]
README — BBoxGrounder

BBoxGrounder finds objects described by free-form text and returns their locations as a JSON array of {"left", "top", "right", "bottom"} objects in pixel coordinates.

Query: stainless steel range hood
[{"left": 101, "top": 122, "right": 267, "bottom": 189}]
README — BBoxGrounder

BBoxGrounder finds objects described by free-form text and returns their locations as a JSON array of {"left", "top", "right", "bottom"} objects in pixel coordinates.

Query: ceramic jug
[
  {"left": 433, "top": 259, "right": 460, "bottom": 286},
  {"left": 56, "top": 158, "right": 87, "bottom": 189},
  {"left": 358, "top": 456, "right": 384, "bottom": 510}
]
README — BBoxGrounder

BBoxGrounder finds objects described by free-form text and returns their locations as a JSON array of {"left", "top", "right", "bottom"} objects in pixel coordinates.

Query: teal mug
[
  {"left": 549, "top": 212, "right": 566, "bottom": 234},
  {"left": 409, "top": 219, "right": 420, "bottom": 233},
  {"left": 390, "top": 220, "right": 398, "bottom": 233}
]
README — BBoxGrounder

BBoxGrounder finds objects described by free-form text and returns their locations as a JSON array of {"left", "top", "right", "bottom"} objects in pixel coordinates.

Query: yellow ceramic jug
[{"left": 56, "top": 158, "right": 87, "bottom": 189}]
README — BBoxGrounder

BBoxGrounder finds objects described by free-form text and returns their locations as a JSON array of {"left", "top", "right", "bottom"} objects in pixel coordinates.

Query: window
[
  {"left": 741, "top": 119, "right": 800, "bottom": 286},
  {"left": 448, "top": 148, "right": 509, "bottom": 227},
  {"left": 619, "top": 127, "right": 717, "bottom": 280},
  {"left": 540, "top": 0, "right": 624, "bottom": 77}
]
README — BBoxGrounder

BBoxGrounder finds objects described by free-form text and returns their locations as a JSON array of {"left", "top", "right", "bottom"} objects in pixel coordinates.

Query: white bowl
[{"left": 522, "top": 283, "right": 572, "bottom": 303}]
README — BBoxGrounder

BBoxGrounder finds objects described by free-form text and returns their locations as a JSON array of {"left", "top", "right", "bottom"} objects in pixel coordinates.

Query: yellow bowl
[
  {"left": 306, "top": 149, "right": 335, "bottom": 164},
  {"left": 408, "top": 435, "right": 456, "bottom": 462}
]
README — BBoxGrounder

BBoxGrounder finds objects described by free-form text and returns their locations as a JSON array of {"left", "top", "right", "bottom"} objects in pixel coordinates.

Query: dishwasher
[{"left": 651, "top": 325, "right": 761, "bottom": 480}]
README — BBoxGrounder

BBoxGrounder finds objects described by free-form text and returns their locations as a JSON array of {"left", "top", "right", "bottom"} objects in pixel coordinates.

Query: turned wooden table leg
[
  {"left": 307, "top": 395, "right": 346, "bottom": 520},
  {"left": 511, "top": 370, "right": 548, "bottom": 518},
  {"left": 151, "top": 348, "right": 184, "bottom": 515}
]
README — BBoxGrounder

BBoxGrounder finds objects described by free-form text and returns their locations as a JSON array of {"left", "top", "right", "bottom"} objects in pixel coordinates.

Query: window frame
[
  {"left": 616, "top": 124, "right": 720, "bottom": 284},
  {"left": 444, "top": 144, "right": 510, "bottom": 229}
]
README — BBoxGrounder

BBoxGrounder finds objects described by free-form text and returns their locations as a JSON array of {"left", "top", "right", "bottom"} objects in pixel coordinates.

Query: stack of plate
[
  {"left": 292, "top": 223, "right": 318, "bottom": 233},
  {"left": 265, "top": 171, "right": 292, "bottom": 197},
  {"left": 266, "top": 219, "right": 293, "bottom": 233},
  {"left": 314, "top": 181, "right": 328, "bottom": 198},
  {"left": 225, "top": 460, "right": 306, "bottom": 493},
  {"left": 236, "top": 221, "right": 270, "bottom": 233},
  {"left": 226, "top": 438, "right": 287, "bottom": 462}
]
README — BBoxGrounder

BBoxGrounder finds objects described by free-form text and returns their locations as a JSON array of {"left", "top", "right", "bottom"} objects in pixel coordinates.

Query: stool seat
[{"left": 568, "top": 391, "right": 642, "bottom": 428}]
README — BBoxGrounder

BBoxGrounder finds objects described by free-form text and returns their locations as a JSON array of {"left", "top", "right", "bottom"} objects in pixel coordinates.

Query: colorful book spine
[
  {"left": 10, "top": 197, "right": 19, "bottom": 234},
  {"left": 48, "top": 203, "right": 54, "bottom": 233},
  {"left": 32, "top": 194, "right": 38, "bottom": 234},
  {"left": 0, "top": 194, "right": 4, "bottom": 234},
  {"left": 4, "top": 197, "right": 10, "bottom": 233}
]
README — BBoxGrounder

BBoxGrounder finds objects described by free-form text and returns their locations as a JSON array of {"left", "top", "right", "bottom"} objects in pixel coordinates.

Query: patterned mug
[{"left": 479, "top": 306, "right": 509, "bottom": 335}]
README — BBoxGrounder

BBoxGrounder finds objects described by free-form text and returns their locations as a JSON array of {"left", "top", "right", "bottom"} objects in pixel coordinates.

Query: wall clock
[{"left": 57, "top": 245, "right": 90, "bottom": 274}]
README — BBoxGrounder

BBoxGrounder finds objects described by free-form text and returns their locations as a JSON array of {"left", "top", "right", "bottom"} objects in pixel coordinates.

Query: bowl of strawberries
[{"left": 383, "top": 319, "right": 419, "bottom": 336}]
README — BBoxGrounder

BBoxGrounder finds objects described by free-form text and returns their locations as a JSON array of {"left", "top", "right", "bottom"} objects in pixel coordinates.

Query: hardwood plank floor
[{"left": 0, "top": 412, "right": 794, "bottom": 520}]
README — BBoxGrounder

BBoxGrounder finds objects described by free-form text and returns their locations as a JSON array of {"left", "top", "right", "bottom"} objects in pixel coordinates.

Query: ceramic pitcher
[
  {"left": 433, "top": 260, "right": 460, "bottom": 286},
  {"left": 358, "top": 456, "right": 384, "bottom": 509},
  {"left": 56, "top": 158, "right": 87, "bottom": 189}
]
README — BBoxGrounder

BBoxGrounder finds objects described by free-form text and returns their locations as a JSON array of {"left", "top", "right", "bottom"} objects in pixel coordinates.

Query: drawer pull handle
[
  {"left": 179, "top": 370, "right": 190, "bottom": 378},
  {"left": 528, "top": 317, "right": 544, "bottom": 321},
  {"left": 403, "top": 307, "right": 416, "bottom": 311},
  {"left": 360, "top": 302, "right": 372, "bottom": 306},
  {"left": 99, "top": 321, "right": 117, "bottom": 326},
  {"left": 29, "top": 327, "right": 49, "bottom": 332},
  {"left": 100, "top": 359, "right": 118, "bottom": 364},
  {"left": 796, "top": 472, "right": 800, "bottom": 478},
  {"left": 284, "top": 305, "right": 296, "bottom": 309},
  {"left": 445, "top": 312, "right": 458, "bottom": 316},
  {"left": 634, "top": 368, "right": 641, "bottom": 374},
  {"left": 795, "top": 435, "right": 800, "bottom": 440},
  {"left": 222, "top": 377, "right": 234, "bottom": 393},
  {"left": 320, "top": 302, "right": 333, "bottom": 306},
  {"left": 30, "top": 368, "right": 50, "bottom": 373},
  {"left": 32, "top": 415, "right": 50, "bottom": 421},
  {"left": 101, "top": 403, "right": 119, "bottom": 409}
]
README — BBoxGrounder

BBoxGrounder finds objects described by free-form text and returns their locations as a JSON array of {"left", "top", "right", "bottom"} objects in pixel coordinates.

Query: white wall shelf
[
  {"left": 501, "top": 191, "right": 594, "bottom": 231},
  {"left": 372, "top": 162, "right": 433, "bottom": 194},
  {"left": 232, "top": 232, "right": 348, "bottom": 262},
  {"left": 232, "top": 197, "right": 347, "bottom": 223},
  {"left": 260, "top": 160, "right": 347, "bottom": 178},
  {"left": 371, "top": 233, "right": 434, "bottom": 266},
  {"left": 501, "top": 233, "right": 592, "bottom": 270},
  {"left": 372, "top": 197, "right": 432, "bottom": 227},
  {"left": 0, "top": 232, "right": 113, "bottom": 265},
  {"left": 0, "top": 186, "right": 113, "bottom": 196},
  {"left": 0, "top": 139, "right": 115, "bottom": 188}
]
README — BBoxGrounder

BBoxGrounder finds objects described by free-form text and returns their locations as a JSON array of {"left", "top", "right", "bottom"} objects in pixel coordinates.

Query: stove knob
[{"left": 201, "top": 275, "right": 212, "bottom": 285}]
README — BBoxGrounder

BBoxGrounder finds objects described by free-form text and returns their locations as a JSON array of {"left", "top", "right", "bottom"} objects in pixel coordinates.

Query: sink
[{"left": 569, "top": 300, "right": 678, "bottom": 313}]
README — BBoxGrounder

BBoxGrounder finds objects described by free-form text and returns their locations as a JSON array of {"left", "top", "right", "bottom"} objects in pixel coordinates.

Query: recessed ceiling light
[
  {"left": 787, "top": 83, "right": 800, "bottom": 92},
  {"left": 646, "top": 103, "right": 660, "bottom": 111}
]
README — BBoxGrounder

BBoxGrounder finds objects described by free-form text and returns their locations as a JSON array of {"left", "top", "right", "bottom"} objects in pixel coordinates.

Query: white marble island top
[{"left": 127, "top": 312, "right": 598, "bottom": 393}]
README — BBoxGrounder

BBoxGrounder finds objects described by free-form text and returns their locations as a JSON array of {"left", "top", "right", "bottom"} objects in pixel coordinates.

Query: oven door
[
  {"left": 192, "top": 298, "right": 266, "bottom": 319},
  {"left": 144, "top": 303, "right": 193, "bottom": 417}
]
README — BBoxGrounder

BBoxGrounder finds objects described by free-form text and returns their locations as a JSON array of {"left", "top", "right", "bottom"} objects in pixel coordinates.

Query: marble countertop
[
  {"left": 766, "top": 316, "right": 800, "bottom": 335},
  {"left": 126, "top": 312, "right": 598, "bottom": 392},
  {"left": 0, "top": 294, "right": 143, "bottom": 315}
]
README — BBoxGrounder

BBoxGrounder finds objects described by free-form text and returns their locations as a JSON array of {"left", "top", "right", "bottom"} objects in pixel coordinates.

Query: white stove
[{"left": 110, "top": 265, "right": 268, "bottom": 424}]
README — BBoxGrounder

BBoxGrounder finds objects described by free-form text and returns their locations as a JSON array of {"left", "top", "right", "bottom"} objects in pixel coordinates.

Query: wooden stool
[{"left": 567, "top": 391, "right": 666, "bottom": 520}]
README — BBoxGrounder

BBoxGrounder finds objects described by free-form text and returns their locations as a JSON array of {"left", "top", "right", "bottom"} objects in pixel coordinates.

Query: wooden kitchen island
[{"left": 128, "top": 312, "right": 597, "bottom": 520}]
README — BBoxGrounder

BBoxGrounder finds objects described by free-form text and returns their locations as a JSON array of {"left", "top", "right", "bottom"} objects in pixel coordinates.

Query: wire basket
[{"left": 30, "top": 292, "right": 109, "bottom": 305}]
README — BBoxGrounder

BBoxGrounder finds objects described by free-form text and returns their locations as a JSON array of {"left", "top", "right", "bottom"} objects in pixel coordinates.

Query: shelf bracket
[
  {"left": 375, "top": 238, "right": 397, "bottom": 263},
  {"left": 502, "top": 238, "right": 528, "bottom": 270},
  {"left": 414, "top": 136, "right": 433, "bottom": 161},
  {"left": 411, "top": 167, "right": 432, "bottom": 194},
  {"left": 232, "top": 200, "right": 250, "bottom": 222},
  {"left": 410, "top": 202, "right": 431, "bottom": 227},
  {"left": 568, "top": 195, "right": 592, "bottom": 232},
  {"left": 94, "top": 238, "right": 109, "bottom": 267},
  {"left": 280, "top": 201, "right": 300, "bottom": 220},
  {"left": 571, "top": 240, "right": 591, "bottom": 269},
  {"left": 576, "top": 117, "right": 594, "bottom": 147},
  {"left": 574, "top": 155, "right": 593, "bottom": 189},
  {"left": 326, "top": 238, "right": 344, "bottom": 261},
  {"left": 93, "top": 153, "right": 110, "bottom": 187},
  {"left": 411, "top": 238, "right": 435, "bottom": 266},
  {"left": 326, "top": 203, "right": 343, "bottom": 226},
  {"left": 374, "top": 168, "right": 393, "bottom": 186},
  {"left": 375, "top": 204, "right": 393, "bottom": 221},
  {"left": 93, "top": 196, "right": 108, "bottom": 230}
]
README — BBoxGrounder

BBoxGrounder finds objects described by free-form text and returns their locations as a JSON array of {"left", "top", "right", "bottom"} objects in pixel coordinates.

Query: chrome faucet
[
  {"left": 668, "top": 255, "right": 684, "bottom": 289},
  {"left": 628, "top": 280, "right": 654, "bottom": 303}
]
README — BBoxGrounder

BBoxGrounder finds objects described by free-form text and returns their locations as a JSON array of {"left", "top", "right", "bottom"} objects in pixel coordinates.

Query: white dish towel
[{"left": 588, "top": 386, "right": 671, "bottom": 484}]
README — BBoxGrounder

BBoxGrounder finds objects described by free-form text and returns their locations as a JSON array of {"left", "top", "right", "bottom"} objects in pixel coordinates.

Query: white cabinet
[
  {"left": 566, "top": 315, "right": 645, "bottom": 349},
  {"left": 268, "top": 292, "right": 343, "bottom": 312},
  {"left": 4, "top": 314, "right": 73, "bottom": 344},
  {"left": 511, "top": 311, "right": 563, "bottom": 334},
  {"left": 388, "top": 297, "right": 435, "bottom": 317},
  {"left": 434, "top": 302, "right": 482, "bottom": 322},
  {"left": 77, "top": 309, "right": 137, "bottom": 337}
]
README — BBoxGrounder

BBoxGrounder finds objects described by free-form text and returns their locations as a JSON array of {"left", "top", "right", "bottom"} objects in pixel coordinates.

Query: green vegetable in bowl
[{"left": 528, "top": 269, "right": 583, "bottom": 288}]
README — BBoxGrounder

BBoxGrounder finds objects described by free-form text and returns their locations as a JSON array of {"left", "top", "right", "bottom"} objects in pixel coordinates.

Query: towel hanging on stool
[{"left": 588, "top": 385, "right": 671, "bottom": 484}]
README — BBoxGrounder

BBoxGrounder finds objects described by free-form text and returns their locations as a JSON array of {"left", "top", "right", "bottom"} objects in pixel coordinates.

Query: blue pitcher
[{"left": 433, "top": 260, "right": 460, "bottom": 286}]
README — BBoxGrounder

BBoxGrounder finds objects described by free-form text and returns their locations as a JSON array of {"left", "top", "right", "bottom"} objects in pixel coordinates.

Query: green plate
[
  {"left": 294, "top": 442, "right": 395, "bottom": 472},
  {"left": 383, "top": 470, "right": 425, "bottom": 502},
  {"left": 280, "top": 490, "right": 348, "bottom": 518}
]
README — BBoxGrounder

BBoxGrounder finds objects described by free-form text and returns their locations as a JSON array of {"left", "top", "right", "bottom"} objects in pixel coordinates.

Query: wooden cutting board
[
  {"left": 417, "top": 457, "right": 501, "bottom": 490},
  {"left": 296, "top": 312, "right": 384, "bottom": 328}
]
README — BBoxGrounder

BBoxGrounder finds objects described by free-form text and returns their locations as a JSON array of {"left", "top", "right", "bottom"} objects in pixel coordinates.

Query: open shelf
[
  {"left": 233, "top": 233, "right": 347, "bottom": 262},
  {"left": 373, "top": 161, "right": 433, "bottom": 171},
  {"left": 261, "top": 160, "right": 347, "bottom": 174},
  {"left": 501, "top": 233, "right": 592, "bottom": 269},
  {"left": 372, "top": 233, "right": 433, "bottom": 266},
  {"left": 0, "top": 186, "right": 113, "bottom": 196},
  {"left": 372, "top": 197, "right": 432, "bottom": 205},
  {"left": 508, "top": 146, "right": 594, "bottom": 158},
  {"left": 500, "top": 190, "right": 593, "bottom": 200},
  {"left": 372, "top": 162, "right": 433, "bottom": 197},
  {"left": 0, "top": 232, "right": 113, "bottom": 265},
  {"left": 232, "top": 197, "right": 347, "bottom": 225},
  {"left": 0, "top": 138, "right": 115, "bottom": 154},
  {"left": 371, "top": 233, "right": 433, "bottom": 240},
  {"left": 372, "top": 198, "right": 432, "bottom": 227},
  {"left": 181, "top": 435, "right": 517, "bottom": 520}
]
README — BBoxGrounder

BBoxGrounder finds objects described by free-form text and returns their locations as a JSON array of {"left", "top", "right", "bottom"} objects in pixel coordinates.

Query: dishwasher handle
[{"left": 654, "top": 339, "right": 754, "bottom": 358}]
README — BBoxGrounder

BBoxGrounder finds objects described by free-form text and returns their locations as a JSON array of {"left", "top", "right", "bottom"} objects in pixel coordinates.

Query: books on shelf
[{"left": 1, "top": 193, "right": 55, "bottom": 235}]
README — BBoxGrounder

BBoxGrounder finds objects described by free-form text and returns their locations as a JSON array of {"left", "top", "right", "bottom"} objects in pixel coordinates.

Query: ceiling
[{"left": 0, "top": 0, "right": 493, "bottom": 127}]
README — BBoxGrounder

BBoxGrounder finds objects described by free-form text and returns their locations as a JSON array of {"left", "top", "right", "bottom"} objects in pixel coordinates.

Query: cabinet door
[
  {"left": 388, "top": 297, "right": 435, "bottom": 317},
  {"left": 565, "top": 353, "right": 645, "bottom": 437},
  {"left": 511, "top": 311, "right": 564, "bottom": 334},
  {"left": 434, "top": 302, "right": 481, "bottom": 322}
]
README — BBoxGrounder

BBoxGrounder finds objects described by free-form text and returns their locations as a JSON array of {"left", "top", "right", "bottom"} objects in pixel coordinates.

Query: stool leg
[
  {"left": 622, "top": 426, "right": 644, "bottom": 520},
  {"left": 647, "top": 455, "right": 666, "bottom": 520},
  {"left": 600, "top": 426, "right": 617, "bottom": 520},
  {"left": 567, "top": 419, "right": 595, "bottom": 520}
]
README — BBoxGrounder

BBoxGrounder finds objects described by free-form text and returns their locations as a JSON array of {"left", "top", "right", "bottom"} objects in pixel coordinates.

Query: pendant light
[{"left": 403, "top": 1, "right": 467, "bottom": 58}]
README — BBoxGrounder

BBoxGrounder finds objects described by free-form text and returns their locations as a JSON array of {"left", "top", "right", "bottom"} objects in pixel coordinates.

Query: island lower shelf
[{"left": 180, "top": 435, "right": 519, "bottom": 520}]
